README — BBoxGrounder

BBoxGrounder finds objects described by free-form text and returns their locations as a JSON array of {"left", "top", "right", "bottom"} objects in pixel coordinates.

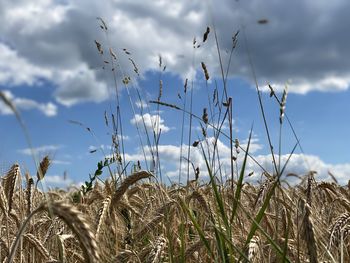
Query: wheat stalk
[{"left": 23, "top": 233, "right": 50, "bottom": 260}]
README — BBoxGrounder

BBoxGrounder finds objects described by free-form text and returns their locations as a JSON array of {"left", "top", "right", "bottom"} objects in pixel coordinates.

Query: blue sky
[{"left": 1, "top": 0, "right": 350, "bottom": 187}]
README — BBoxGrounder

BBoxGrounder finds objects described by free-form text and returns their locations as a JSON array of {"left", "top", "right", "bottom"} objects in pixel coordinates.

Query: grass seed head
[{"left": 201, "top": 62, "right": 210, "bottom": 80}]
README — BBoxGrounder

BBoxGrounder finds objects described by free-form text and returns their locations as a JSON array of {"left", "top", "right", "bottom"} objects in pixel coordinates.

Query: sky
[{"left": 0, "top": 0, "right": 349, "bottom": 188}]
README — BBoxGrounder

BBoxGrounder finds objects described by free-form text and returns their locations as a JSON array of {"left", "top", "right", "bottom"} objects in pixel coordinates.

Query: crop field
[{"left": 0, "top": 163, "right": 349, "bottom": 262}]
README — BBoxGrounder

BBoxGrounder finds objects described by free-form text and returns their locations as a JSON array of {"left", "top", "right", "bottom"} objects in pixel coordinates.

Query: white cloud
[
  {"left": 4, "top": 0, "right": 69, "bottom": 35},
  {"left": 88, "top": 145, "right": 98, "bottom": 151},
  {"left": 135, "top": 99, "right": 147, "bottom": 109},
  {"left": 0, "top": 90, "right": 58, "bottom": 117},
  {"left": 18, "top": 144, "right": 62, "bottom": 156},
  {"left": 0, "top": 43, "right": 52, "bottom": 86},
  {"left": 0, "top": 42, "right": 109, "bottom": 107},
  {"left": 247, "top": 153, "right": 350, "bottom": 185},
  {"left": 54, "top": 64, "right": 109, "bottom": 106},
  {"left": 88, "top": 140, "right": 130, "bottom": 153},
  {"left": 51, "top": 160, "right": 71, "bottom": 165},
  {"left": 130, "top": 113, "right": 171, "bottom": 133},
  {"left": 241, "top": 137, "right": 263, "bottom": 154},
  {"left": 88, "top": 144, "right": 112, "bottom": 153},
  {"left": 267, "top": 75, "right": 350, "bottom": 94},
  {"left": 124, "top": 138, "right": 350, "bottom": 185}
]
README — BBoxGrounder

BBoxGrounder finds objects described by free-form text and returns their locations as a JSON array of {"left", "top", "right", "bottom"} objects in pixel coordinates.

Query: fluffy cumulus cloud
[
  {"left": 130, "top": 113, "right": 171, "bottom": 133},
  {"left": 0, "top": 90, "right": 57, "bottom": 116},
  {"left": 0, "top": 43, "right": 52, "bottom": 86},
  {"left": 0, "top": 0, "right": 110, "bottom": 106},
  {"left": 0, "top": 0, "right": 349, "bottom": 110},
  {"left": 125, "top": 137, "right": 350, "bottom": 185}
]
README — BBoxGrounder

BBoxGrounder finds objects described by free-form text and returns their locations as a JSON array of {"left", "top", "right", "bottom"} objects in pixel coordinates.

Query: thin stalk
[
  {"left": 208, "top": 10, "right": 228, "bottom": 101},
  {"left": 102, "top": 30, "right": 127, "bottom": 177},
  {"left": 154, "top": 59, "right": 164, "bottom": 181},
  {"left": 178, "top": 80, "right": 188, "bottom": 185},
  {"left": 154, "top": 129, "right": 162, "bottom": 182},
  {"left": 230, "top": 124, "right": 253, "bottom": 224},
  {"left": 241, "top": 26, "right": 278, "bottom": 175},
  {"left": 116, "top": 106, "right": 127, "bottom": 175},
  {"left": 186, "top": 81, "right": 194, "bottom": 184},
  {"left": 228, "top": 98, "right": 234, "bottom": 191}
]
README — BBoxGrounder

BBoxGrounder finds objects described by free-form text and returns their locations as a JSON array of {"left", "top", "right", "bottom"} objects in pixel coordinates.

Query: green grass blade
[
  {"left": 179, "top": 199, "right": 214, "bottom": 259},
  {"left": 243, "top": 140, "right": 299, "bottom": 252},
  {"left": 179, "top": 223, "right": 185, "bottom": 263},
  {"left": 238, "top": 202, "right": 292, "bottom": 263},
  {"left": 212, "top": 225, "right": 228, "bottom": 262},
  {"left": 213, "top": 223, "right": 250, "bottom": 262},
  {"left": 282, "top": 210, "right": 292, "bottom": 262},
  {"left": 231, "top": 125, "right": 253, "bottom": 223},
  {"left": 200, "top": 143, "right": 230, "bottom": 233},
  {"left": 242, "top": 177, "right": 279, "bottom": 260},
  {"left": 280, "top": 140, "right": 299, "bottom": 176}
]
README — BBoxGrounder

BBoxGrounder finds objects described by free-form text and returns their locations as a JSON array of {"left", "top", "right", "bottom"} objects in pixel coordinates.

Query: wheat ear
[
  {"left": 329, "top": 212, "right": 350, "bottom": 247},
  {"left": 248, "top": 235, "right": 260, "bottom": 262},
  {"left": 26, "top": 177, "right": 34, "bottom": 216},
  {"left": 3, "top": 164, "right": 20, "bottom": 213},
  {"left": 110, "top": 171, "right": 152, "bottom": 211},
  {"left": 149, "top": 236, "right": 167, "bottom": 263},
  {"left": 96, "top": 196, "right": 111, "bottom": 240},
  {"left": 299, "top": 199, "right": 318, "bottom": 263},
  {"left": 6, "top": 201, "right": 100, "bottom": 263}
]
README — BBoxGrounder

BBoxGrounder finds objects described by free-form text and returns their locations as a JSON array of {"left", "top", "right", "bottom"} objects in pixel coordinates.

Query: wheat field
[{"left": 0, "top": 161, "right": 349, "bottom": 262}]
